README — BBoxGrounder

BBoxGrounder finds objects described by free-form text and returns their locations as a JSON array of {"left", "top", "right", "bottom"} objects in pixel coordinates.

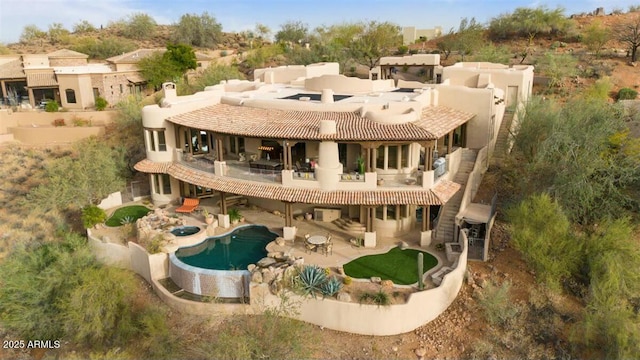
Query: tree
[
  {"left": 171, "top": 12, "right": 223, "bottom": 48},
  {"left": 103, "top": 95, "right": 145, "bottom": 176},
  {"left": 509, "top": 97, "right": 640, "bottom": 224},
  {"left": 164, "top": 43, "right": 197, "bottom": 73},
  {"left": 20, "top": 24, "right": 46, "bottom": 43},
  {"left": 348, "top": 20, "right": 402, "bottom": 69},
  {"left": 488, "top": 6, "right": 574, "bottom": 43},
  {"left": 48, "top": 22, "right": 70, "bottom": 45},
  {"left": 617, "top": 16, "right": 640, "bottom": 62},
  {"left": 534, "top": 51, "right": 578, "bottom": 88},
  {"left": 275, "top": 21, "right": 309, "bottom": 44},
  {"left": 451, "top": 17, "right": 485, "bottom": 60},
  {"left": 582, "top": 20, "right": 611, "bottom": 58},
  {"left": 472, "top": 43, "right": 512, "bottom": 63},
  {"left": 73, "top": 20, "right": 96, "bottom": 34},
  {"left": 70, "top": 36, "right": 136, "bottom": 59},
  {"left": 138, "top": 52, "right": 180, "bottom": 89},
  {"left": 121, "top": 12, "right": 156, "bottom": 40},
  {"left": 506, "top": 194, "right": 580, "bottom": 291},
  {"left": 29, "top": 137, "right": 125, "bottom": 210},
  {"left": 255, "top": 23, "right": 272, "bottom": 41}
]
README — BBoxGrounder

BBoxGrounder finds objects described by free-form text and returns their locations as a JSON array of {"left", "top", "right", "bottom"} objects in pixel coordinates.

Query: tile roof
[
  {"left": 134, "top": 159, "right": 460, "bottom": 205},
  {"left": 0, "top": 59, "right": 25, "bottom": 79},
  {"left": 26, "top": 72, "right": 57, "bottom": 87},
  {"left": 169, "top": 104, "right": 474, "bottom": 141},
  {"left": 47, "top": 49, "right": 88, "bottom": 58}
]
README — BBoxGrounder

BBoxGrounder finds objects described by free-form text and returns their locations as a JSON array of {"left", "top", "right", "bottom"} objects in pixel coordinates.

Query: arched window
[{"left": 65, "top": 89, "right": 76, "bottom": 104}]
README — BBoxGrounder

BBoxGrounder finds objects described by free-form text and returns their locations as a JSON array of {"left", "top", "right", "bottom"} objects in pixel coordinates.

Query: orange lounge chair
[{"left": 176, "top": 198, "right": 199, "bottom": 213}]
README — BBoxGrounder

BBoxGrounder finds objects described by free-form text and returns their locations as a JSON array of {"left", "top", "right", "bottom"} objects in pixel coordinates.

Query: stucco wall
[
  {"left": 87, "top": 230, "right": 133, "bottom": 270},
  {"left": 435, "top": 85, "right": 493, "bottom": 149},
  {"left": 10, "top": 126, "right": 105, "bottom": 144},
  {"left": 0, "top": 109, "right": 116, "bottom": 133}
]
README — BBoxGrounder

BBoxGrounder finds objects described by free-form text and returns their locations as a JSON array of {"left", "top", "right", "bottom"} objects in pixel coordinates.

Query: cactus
[
  {"left": 295, "top": 265, "right": 327, "bottom": 298},
  {"left": 418, "top": 253, "right": 424, "bottom": 290}
]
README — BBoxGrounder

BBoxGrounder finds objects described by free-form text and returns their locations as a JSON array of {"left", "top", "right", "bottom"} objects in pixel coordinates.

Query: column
[
  {"left": 447, "top": 131, "right": 453, "bottom": 155},
  {"left": 282, "top": 201, "right": 297, "bottom": 240},
  {"left": 0, "top": 80, "right": 6, "bottom": 101},
  {"left": 420, "top": 204, "right": 432, "bottom": 247},
  {"left": 316, "top": 140, "right": 341, "bottom": 190},
  {"left": 217, "top": 191, "right": 230, "bottom": 228}
]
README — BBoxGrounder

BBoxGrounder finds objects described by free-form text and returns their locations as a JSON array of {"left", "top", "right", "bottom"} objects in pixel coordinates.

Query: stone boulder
[
  {"left": 370, "top": 276, "right": 382, "bottom": 283},
  {"left": 251, "top": 271, "right": 263, "bottom": 283},
  {"left": 257, "top": 257, "right": 276, "bottom": 267},
  {"left": 262, "top": 269, "right": 275, "bottom": 284},
  {"left": 381, "top": 279, "right": 394, "bottom": 288},
  {"left": 337, "top": 292, "right": 352, "bottom": 302}
]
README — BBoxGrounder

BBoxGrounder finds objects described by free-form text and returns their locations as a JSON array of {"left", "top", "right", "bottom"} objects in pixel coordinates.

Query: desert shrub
[
  {"left": 220, "top": 50, "right": 228, "bottom": 57},
  {"left": 52, "top": 118, "right": 65, "bottom": 127},
  {"left": 120, "top": 12, "right": 156, "bottom": 40},
  {"left": 343, "top": 276, "right": 352, "bottom": 285},
  {"left": 506, "top": 194, "right": 580, "bottom": 291},
  {"left": 81, "top": 205, "right": 107, "bottom": 228},
  {"left": 617, "top": 87, "right": 638, "bottom": 100},
  {"left": 171, "top": 12, "right": 223, "bottom": 47},
  {"left": 73, "top": 20, "right": 96, "bottom": 34},
  {"left": 45, "top": 101, "right": 59, "bottom": 112},
  {"left": 72, "top": 117, "right": 90, "bottom": 127},
  {"left": 95, "top": 96, "right": 108, "bottom": 110},
  {"left": 583, "top": 76, "right": 613, "bottom": 101},
  {"left": 396, "top": 45, "right": 409, "bottom": 55},
  {"left": 71, "top": 36, "right": 136, "bottom": 59},
  {"left": 358, "top": 290, "right": 391, "bottom": 306},
  {"left": 478, "top": 280, "right": 521, "bottom": 326}
]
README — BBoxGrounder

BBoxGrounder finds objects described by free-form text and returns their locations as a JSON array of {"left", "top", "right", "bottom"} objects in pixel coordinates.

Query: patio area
[{"left": 169, "top": 198, "right": 449, "bottom": 278}]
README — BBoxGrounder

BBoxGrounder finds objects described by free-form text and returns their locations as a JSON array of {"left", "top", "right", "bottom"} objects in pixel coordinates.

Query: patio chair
[
  {"left": 176, "top": 198, "right": 200, "bottom": 213},
  {"left": 323, "top": 243, "right": 333, "bottom": 256},
  {"left": 305, "top": 242, "right": 317, "bottom": 254}
]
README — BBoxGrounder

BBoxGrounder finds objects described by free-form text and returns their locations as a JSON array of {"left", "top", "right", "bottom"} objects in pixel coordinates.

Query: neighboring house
[
  {"left": 0, "top": 49, "right": 151, "bottom": 109},
  {"left": 402, "top": 26, "right": 443, "bottom": 45},
  {"left": 134, "top": 61, "right": 533, "bottom": 248}
]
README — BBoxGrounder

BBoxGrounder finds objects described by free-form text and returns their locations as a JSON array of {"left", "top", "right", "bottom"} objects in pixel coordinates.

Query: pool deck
[{"left": 170, "top": 203, "right": 448, "bottom": 277}]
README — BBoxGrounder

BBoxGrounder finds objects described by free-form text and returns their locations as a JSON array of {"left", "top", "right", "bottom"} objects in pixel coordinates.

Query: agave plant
[
  {"left": 295, "top": 265, "right": 327, "bottom": 298},
  {"left": 320, "top": 276, "right": 343, "bottom": 297},
  {"left": 119, "top": 215, "right": 135, "bottom": 225}
]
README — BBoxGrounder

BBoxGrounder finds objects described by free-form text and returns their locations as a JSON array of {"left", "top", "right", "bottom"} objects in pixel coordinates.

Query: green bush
[
  {"left": 45, "top": 101, "right": 59, "bottom": 112},
  {"left": 95, "top": 96, "right": 108, "bottom": 110},
  {"left": 478, "top": 280, "right": 520, "bottom": 326},
  {"left": 81, "top": 205, "right": 107, "bottom": 228},
  {"left": 396, "top": 45, "right": 409, "bottom": 55},
  {"left": 294, "top": 265, "right": 327, "bottom": 298},
  {"left": 617, "top": 87, "right": 638, "bottom": 100}
]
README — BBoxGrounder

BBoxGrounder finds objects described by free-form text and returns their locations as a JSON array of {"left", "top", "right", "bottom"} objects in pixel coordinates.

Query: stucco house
[
  {"left": 134, "top": 61, "right": 533, "bottom": 250},
  {"left": 402, "top": 26, "right": 443, "bottom": 45},
  {"left": 0, "top": 48, "right": 216, "bottom": 110},
  {"left": 0, "top": 49, "right": 149, "bottom": 109}
]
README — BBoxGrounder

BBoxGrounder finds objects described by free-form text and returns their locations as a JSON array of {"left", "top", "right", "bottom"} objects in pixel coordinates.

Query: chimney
[{"left": 321, "top": 89, "right": 334, "bottom": 103}]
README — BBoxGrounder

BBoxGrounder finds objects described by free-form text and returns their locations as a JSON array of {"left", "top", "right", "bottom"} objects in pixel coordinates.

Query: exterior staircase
[
  {"left": 333, "top": 218, "right": 366, "bottom": 233},
  {"left": 491, "top": 110, "right": 515, "bottom": 166},
  {"left": 434, "top": 149, "right": 477, "bottom": 243}
]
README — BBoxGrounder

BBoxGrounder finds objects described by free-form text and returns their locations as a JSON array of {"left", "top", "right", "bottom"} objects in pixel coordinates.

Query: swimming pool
[
  {"left": 169, "top": 225, "right": 278, "bottom": 298},
  {"left": 170, "top": 226, "right": 202, "bottom": 237}
]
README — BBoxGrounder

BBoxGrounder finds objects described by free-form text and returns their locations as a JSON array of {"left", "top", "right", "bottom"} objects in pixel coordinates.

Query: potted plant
[
  {"left": 203, "top": 208, "right": 214, "bottom": 225},
  {"left": 228, "top": 208, "right": 241, "bottom": 225},
  {"left": 305, "top": 212, "right": 313, "bottom": 221},
  {"left": 356, "top": 155, "right": 365, "bottom": 175}
]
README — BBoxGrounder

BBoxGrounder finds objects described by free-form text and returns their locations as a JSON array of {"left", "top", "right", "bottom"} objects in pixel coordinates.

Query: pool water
[
  {"left": 171, "top": 226, "right": 201, "bottom": 237},
  {"left": 175, "top": 225, "right": 277, "bottom": 270}
]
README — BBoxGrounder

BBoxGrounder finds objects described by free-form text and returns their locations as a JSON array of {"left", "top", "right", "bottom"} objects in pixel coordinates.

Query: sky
[{"left": 1, "top": 0, "right": 639, "bottom": 44}]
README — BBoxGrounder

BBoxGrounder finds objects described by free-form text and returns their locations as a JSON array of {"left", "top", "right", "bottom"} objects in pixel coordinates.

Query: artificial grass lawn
[
  {"left": 343, "top": 247, "right": 438, "bottom": 285},
  {"left": 105, "top": 205, "right": 151, "bottom": 227}
]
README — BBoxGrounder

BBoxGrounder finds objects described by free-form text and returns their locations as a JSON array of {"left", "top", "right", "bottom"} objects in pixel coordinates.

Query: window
[
  {"left": 387, "top": 146, "right": 398, "bottom": 169},
  {"left": 161, "top": 174, "right": 171, "bottom": 194},
  {"left": 152, "top": 174, "right": 172, "bottom": 195},
  {"left": 229, "top": 136, "right": 245, "bottom": 155},
  {"left": 376, "top": 146, "right": 385, "bottom": 168},
  {"left": 145, "top": 128, "right": 167, "bottom": 152},
  {"left": 92, "top": 88, "right": 99, "bottom": 98},
  {"left": 338, "top": 143, "right": 347, "bottom": 169},
  {"left": 65, "top": 89, "right": 76, "bottom": 104},
  {"left": 401, "top": 144, "right": 409, "bottom": 168},
  {"left": 119, "top": 84, "right": 123, "bottom": 94},
  {"left": 375, "top": 206, "right": 384, "bottom": 220},
  {"left": 386, "top": 205, "right": 397, "bottom": 220}
]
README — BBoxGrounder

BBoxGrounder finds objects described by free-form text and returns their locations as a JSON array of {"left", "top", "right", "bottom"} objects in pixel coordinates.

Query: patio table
[{"left": 307, "top": 235, "right": 327, "bottom": 246}]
